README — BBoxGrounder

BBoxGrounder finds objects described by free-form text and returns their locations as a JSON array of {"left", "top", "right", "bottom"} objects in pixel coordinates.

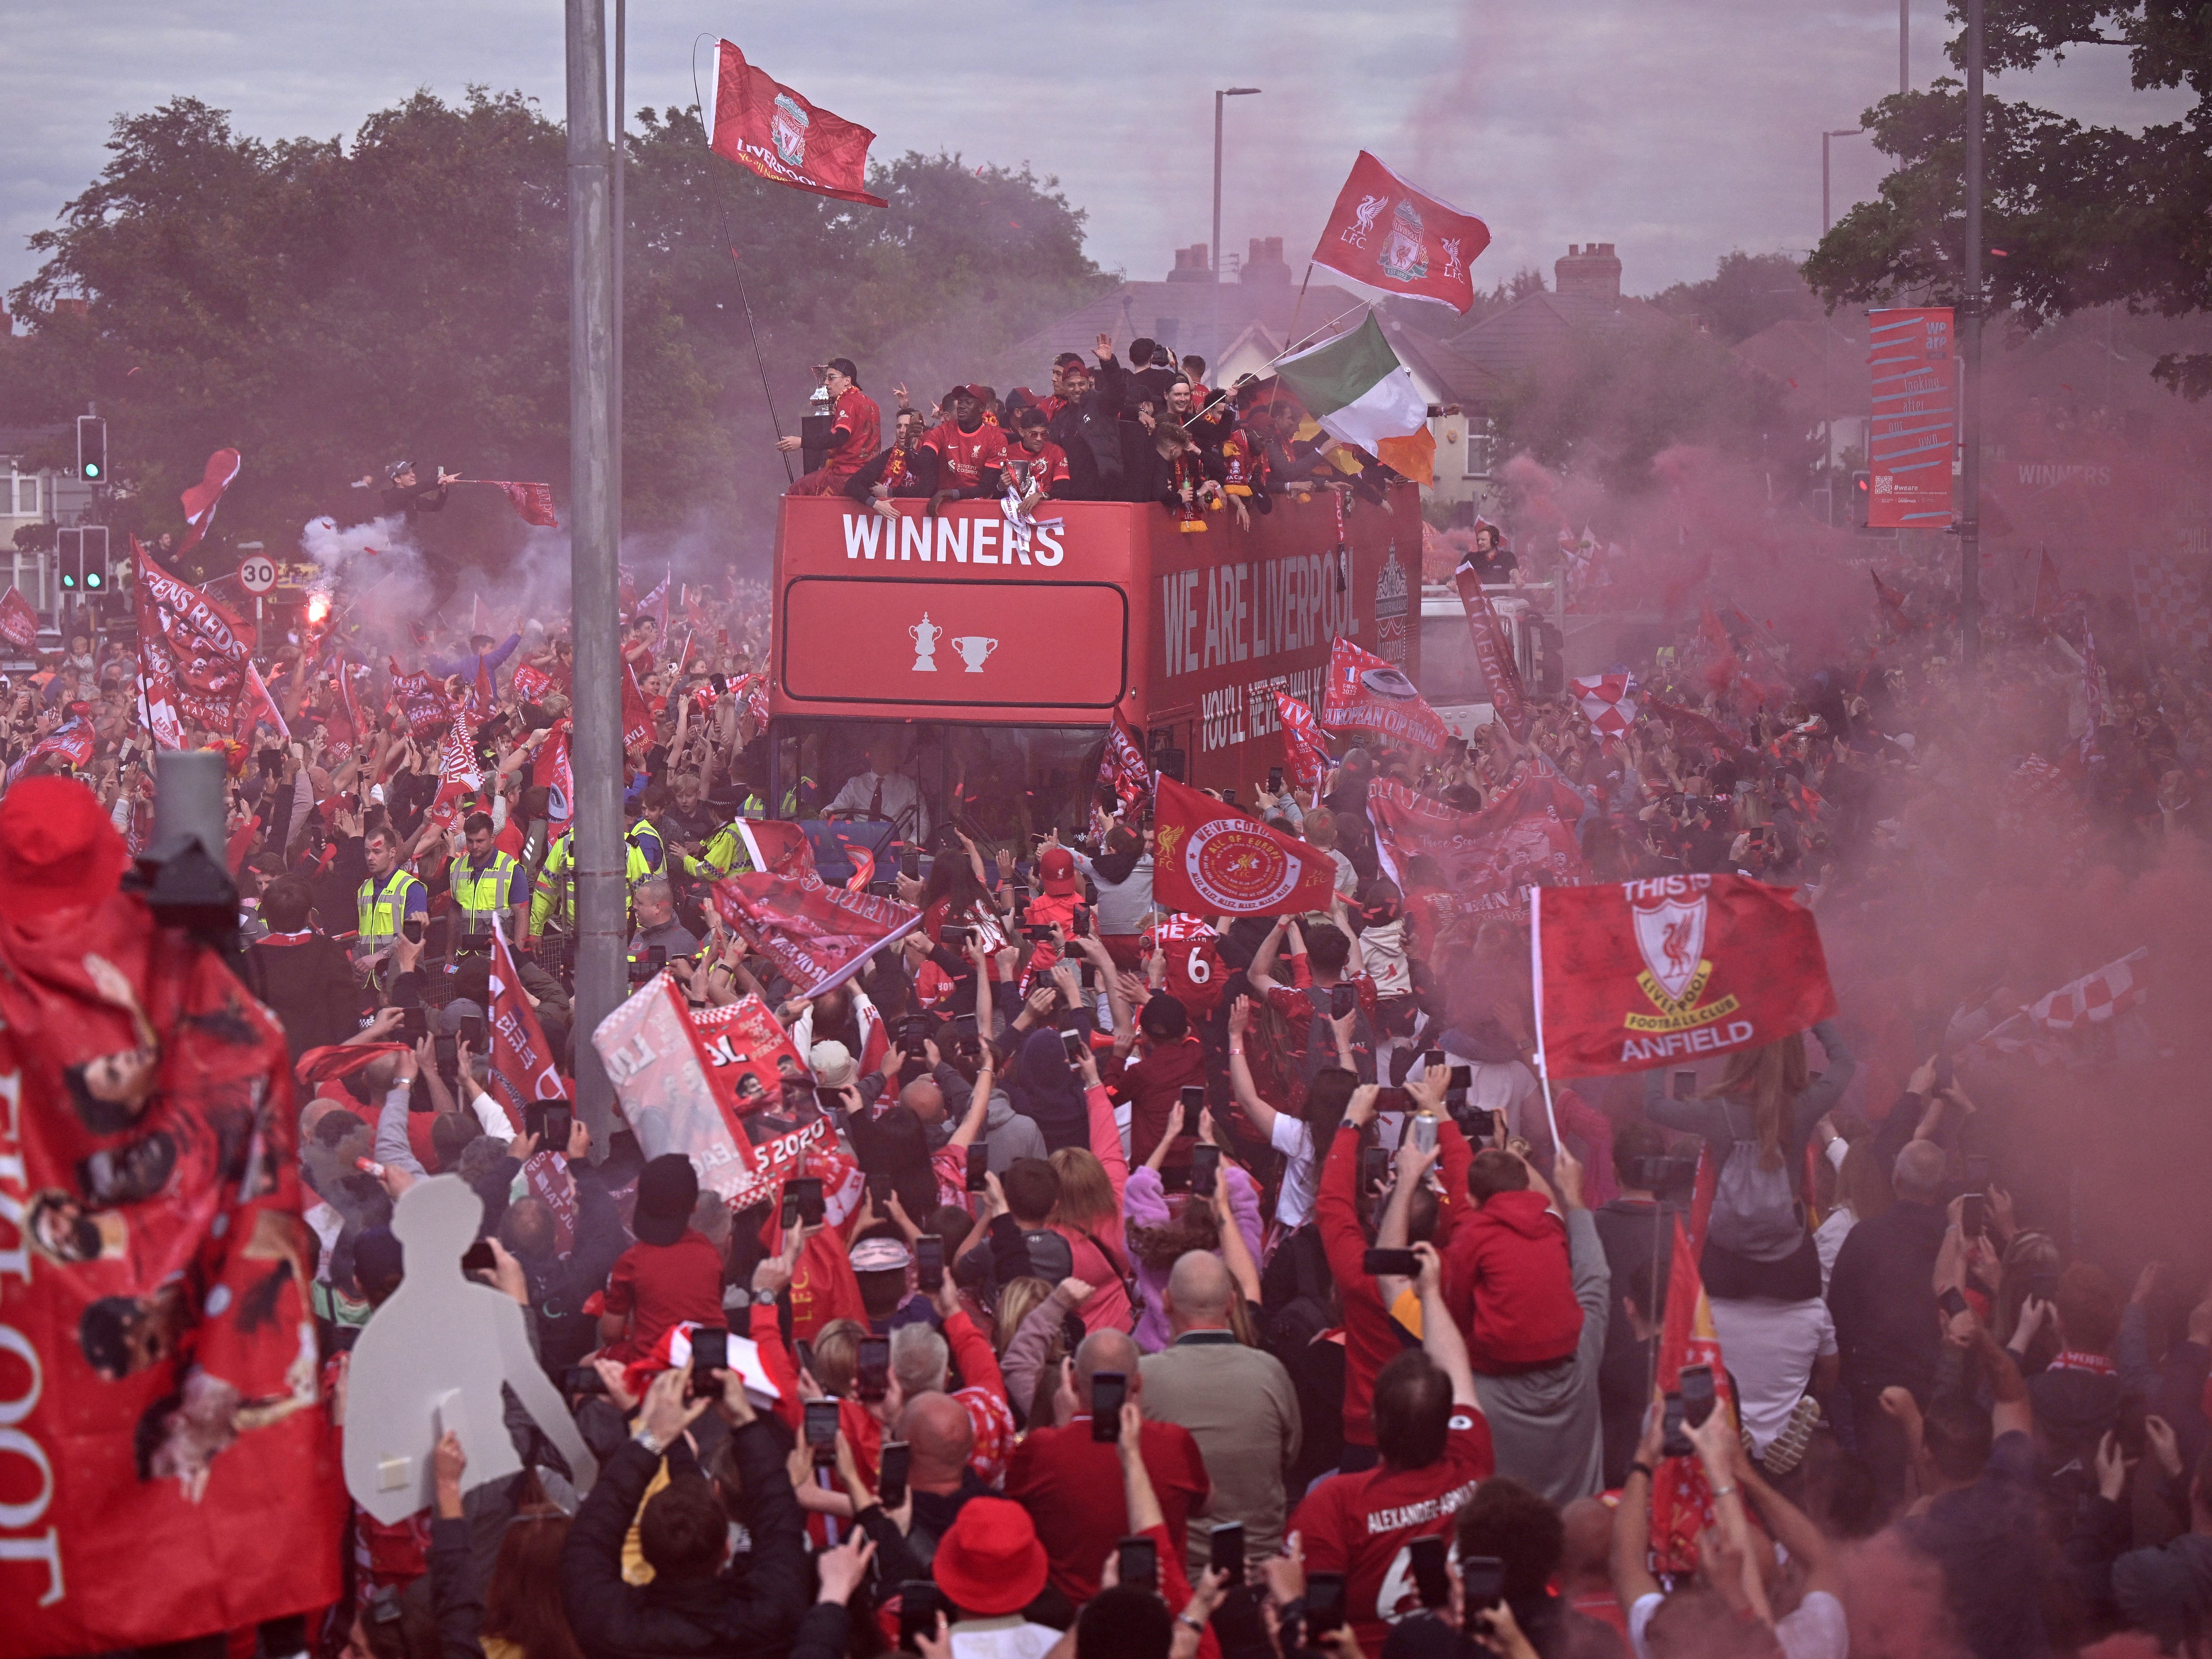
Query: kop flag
[
  {"left": 1310, "top": 151, "right": 1490, "bottom": 313},
  {"left": 1276, "top": 692, "right": 1332, "bottom": 789},
  {"left": 1533, "top": 874, "right": 1837, "bottom": 1077},
  {"left": 1452, "top": 563, "right": 1529, "bottom": 739},
  {"left": 710, "top": 869, "right": 923, "bottom": 998},
  {"left": 458, "top": 480, "right": 557, "bottom": 528},
  {"left": 1368, "top": 775, "right": 1588, "bottom": 955},
  {"left": 0, "top": 850, "right": 343, "bottom": 1652},
  {"left": 621, "top": 663, "right": 653, "bottom": 752},
  {"left": 1152, "top": 773, "right": 1340, "bottom": 917},
  {"left": 176, "top": 447, "right": 243, "bottom": 556},
  {"left": 1320, "top": 637, "right": 1449, "bottom": 753},
  {"left": 706, "top": 40, "right": 888, "bottom": 208},
  {"left": 483, "top": 928, "right": 578, "bottom": 1250},
  {"left": 1647, "top": 1214, "right": 1736, "bottom": 1575},
  {"left": 1569, "top": 674, "right": 1639, "bottom": 738},
  {"left": 136, "top": 551, "right": 255, "bottom": 731},
  {"left": 1097, "top": 703, "right": 1152, "bottom": 814},
  {"left": 0, "top": 583, "right": 37, "bottom": 649}
]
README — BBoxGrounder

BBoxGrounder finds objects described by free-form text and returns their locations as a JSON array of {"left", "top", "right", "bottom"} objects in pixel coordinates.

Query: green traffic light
[
  {"left": 86, "top": 573, "right": 103, "bottom": 589},
  {"left": 83, "top": 463, "right": 101, "bottom": 479}
]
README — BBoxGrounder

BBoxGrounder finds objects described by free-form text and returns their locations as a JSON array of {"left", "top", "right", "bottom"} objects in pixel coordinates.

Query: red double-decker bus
[{"left": 764, "top": 487, "right": 1420, "bottom": 841}]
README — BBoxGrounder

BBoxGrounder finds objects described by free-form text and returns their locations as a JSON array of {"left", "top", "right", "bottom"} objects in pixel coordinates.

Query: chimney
[
  {"left": 1166, "top": 242, "right": 1213, "bottom": 284},
  {"left": 1554, "top": 242, "right": 1621, "bottom": 302},
  {"left": 51, "top": 297, "right": 88, "bottom": 321},
  {"left": 1240, "top": 236, "right": 1291, "bottom": 287}
]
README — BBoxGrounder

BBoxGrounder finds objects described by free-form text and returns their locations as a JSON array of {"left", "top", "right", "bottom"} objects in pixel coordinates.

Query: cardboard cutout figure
[{"left": 342, "top": 1175, "right": 598, "bottom": 1523}]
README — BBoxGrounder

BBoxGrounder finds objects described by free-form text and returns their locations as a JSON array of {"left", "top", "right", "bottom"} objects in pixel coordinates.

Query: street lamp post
[
  {"left": 1211, "top": 88, "right": 1261, "bottom": 283},
  {"left": 1821, "top": 128, "right": 1865, "bottom": 521},
  {"left": 1961, "top": 0, "right": 1984, "bottom": 664}
]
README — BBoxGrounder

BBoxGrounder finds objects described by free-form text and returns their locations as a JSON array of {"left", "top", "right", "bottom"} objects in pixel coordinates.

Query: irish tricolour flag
[{"left": 1276, "top": 314, "right": 1429, "bottom": 452}]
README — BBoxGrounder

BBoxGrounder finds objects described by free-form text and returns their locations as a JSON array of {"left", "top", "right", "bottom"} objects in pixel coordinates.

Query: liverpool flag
[
  {"left": 1152, "top": 775, "right": 1339, "bottom": 917},
  {"left": 1310, "top": 152, "right": 1490, "bottom": 312},
  {"left": 707, "top": 41, "right": 887, "bottom": 208},
  {"left": 1533, "top": 874, "right": 1836, "bottom": 1077}
]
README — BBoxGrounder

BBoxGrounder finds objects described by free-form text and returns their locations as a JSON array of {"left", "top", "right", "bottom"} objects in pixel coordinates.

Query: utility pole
[
  {"left": 1210, "top": 88, "right": 1261, "bottom": 284},
  {"left": 1960, "top": 0, "right": 1983, "bottom": 665},
  {"left": 611, "top": 0, "right": 625, "bottom": 554},
  {"left": 1821, "top": 129, "right": 1862, "bottom": 524},
  {"left": 1901, "top": 0, "right": 1910, "bottom": 95},
  {"left": 565, "top": 0, "right": 623, "bottom": 1143}
]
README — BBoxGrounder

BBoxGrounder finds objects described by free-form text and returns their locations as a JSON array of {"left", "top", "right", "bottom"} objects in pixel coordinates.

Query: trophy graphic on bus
[
  {"left": 910, "top": 613, "right": 942, "bottom": 672},
  {"left": 952, "top": 635, "right": 999, "bottom": 673}
]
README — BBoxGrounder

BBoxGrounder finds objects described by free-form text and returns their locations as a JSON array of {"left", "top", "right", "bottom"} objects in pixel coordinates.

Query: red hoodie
[{"left": 1441, "top": 1190, "right": 1583, "bottom": 1372}]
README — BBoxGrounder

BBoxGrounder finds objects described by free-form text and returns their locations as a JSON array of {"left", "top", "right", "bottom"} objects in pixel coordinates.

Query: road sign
[{"left": 238, "top": 553, "right": 278, "bottom": 595}]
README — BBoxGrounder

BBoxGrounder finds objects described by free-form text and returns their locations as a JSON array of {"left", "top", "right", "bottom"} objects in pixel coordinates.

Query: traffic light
[
  {"left": 79, "top": 525, "right": 109, "bottom": 592},
  {"left": 1850, "top": 471, "right": 1871, "bottom": 529},
  {"left": 56, "top": 526, "right": 81, "bottom": 591},
  {"left": 76, "top": 415, "right": 107, "bottom": 483}
]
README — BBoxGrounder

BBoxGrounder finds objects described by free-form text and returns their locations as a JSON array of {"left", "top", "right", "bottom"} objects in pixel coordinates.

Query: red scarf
[
  {"left": 2049, "top": 1349, "right": 2117, "bottom": 1377},
  {"left": 1169, "top": 452, "right": 1210, "bottom": 533},
  {"left": 883, "top": 444, "right": 911, "bottom": 489}
]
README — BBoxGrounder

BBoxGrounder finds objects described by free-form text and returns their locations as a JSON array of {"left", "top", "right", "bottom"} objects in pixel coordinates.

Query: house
[
  {"left": 1442, "top": 243, "right": 1673, "bottom": 380},
  {"left": 0, "top": 419, "right": 94, "bottom": 621}
]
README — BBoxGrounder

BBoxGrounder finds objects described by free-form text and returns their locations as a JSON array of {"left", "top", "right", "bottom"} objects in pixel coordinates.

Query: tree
[
  {"left": 1649, "top": 251, "right": 1822, "bottom": 345},
  {"left": 0, "top": 92, "right": 1109, "bottom": 570},
  {"left": 1806, "top": 1, "right": 2212, "bottom": 396}
]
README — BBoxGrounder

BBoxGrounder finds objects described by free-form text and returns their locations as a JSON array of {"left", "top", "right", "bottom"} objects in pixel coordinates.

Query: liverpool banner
[
  {"left": 1533, "top": 874, "right": 1836, "bottom": 1076},
  {"left": 710, "top": 870, "right": 922, "bottom": 997},
  {"left": 483, "top": 930, "right": 577, "bottom": 1250},
  {"left": 706, "top": 40, "right": 887, "bottom": 208},
  {"left": 1368, "top": 775, "right": 1588, "bottom": 955},
  {"left": 135, "top": 551, "right": 255, "bottom": 734},
  {"left": 1152, "top": 774, "right": 1340, "bottom": 917},
  {"left": 1319, "top": 636, "right": 1448, "bottom": 754},
  {"left": 1453, "top": 561, "right": 1529, "bottom": 739}
]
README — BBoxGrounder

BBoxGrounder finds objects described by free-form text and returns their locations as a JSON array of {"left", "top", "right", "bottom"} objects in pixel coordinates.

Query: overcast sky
[{"left": 0, "top": 0, "right": 2186, "bottom": 308}]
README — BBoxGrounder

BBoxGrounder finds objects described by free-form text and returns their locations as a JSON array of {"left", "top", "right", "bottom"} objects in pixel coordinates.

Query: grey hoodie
[{"left": 984, "top": 1089, "right": 1049, "bottom": 1170}]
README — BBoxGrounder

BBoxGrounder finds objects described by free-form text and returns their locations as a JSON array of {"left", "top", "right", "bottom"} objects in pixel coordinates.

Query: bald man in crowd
[{"left": 1138, "top": 1250, "right": 1302, "bottom": 1575}]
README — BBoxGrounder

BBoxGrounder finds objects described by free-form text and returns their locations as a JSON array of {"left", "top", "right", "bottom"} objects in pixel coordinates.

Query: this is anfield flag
[
  {"left": 1321, "top": 636, "right": 1449, "bottom": 754},
  {"left": 706, "top": 40, "right": 887, "bottom": 208},
  {"left": 710, "top": 869, "right": 923, "bottom": 998},
  {"left": 177, "top": 447, "right": 242, "bottom": 556},
  {"left": 1152, "top": 773, "right": 1339, "bottom": 917},
  {"left": 1533, "top": 874, "right": 1837, "bottom": 1077},
  {"left": 1311, "top": 151, "right": 1490, "bottom": 313}
]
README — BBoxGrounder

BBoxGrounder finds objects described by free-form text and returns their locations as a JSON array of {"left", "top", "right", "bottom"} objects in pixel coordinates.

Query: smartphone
[
  {"left": 1267, "top": 766, "right": 1284, "bottom": 793},
  {"left": 1673, "top": 1068, "right": 1697, "bottom": 1101},
  {"left": 1330, "top": 982, "right": 1356, "bottom": 1020},
  {"left": 966, "top": 1143, "right": 990, "bottom": 1193},
  {"left": 1305, "top": 1571, "right": 1348, "bottom": 1636},
  {"left": 1090, "top": 1370, "right": 1128, "bottom": 1441},
  {"left": 1933, "top": 1052, "right": 1956, "bottom": 1091},
  {"left": 1363, "top": 1247, "right": 1419, "bottom": 1277},
  {"left": 1061, "top": 1029, "right": 1086, "bottom": 1066},
  {"left": 1191, "top": 1143, "right": 1220, "bottom": 1200},
  {"left": 794, "top": 1339, "right": 815, "bottom": 1379},
  {"left": 1060, "top": 938, "right": 1082, "bottom": 961},
  {"left": 1420, "top": 1049, "right": 1444, "bottom": 1074},
  {"left": 857, "top": 1337, "right": 891, "bottom": 1403},
  {"left": 433, "top": 1033, "right": 458, "bottom": 1075},
  {"left": 900, "top": 848, "right": 921, "bottom": 880},
  {"left": 1939, "top": 1286, "right": 1970, "bottom": 1318},
  {"left": 459, "top": 1014, "right": 488, "bottom": 1048},
  {"left": 1073, "top": 904, "right": 1093, "bottom": 938},
  {"left": 804, "top": 1397, "right": 841, "bottom": 1462},
  {"left": 943, "top": 923, "right": 971, "bottom": 948},
  {"left": 814, "top": 1083, "right": 847, "bottom": 1116},
  {"left": 916, "top": 1234, "right": 945, "bottom": 1294},
  {"left": 1178, "top": 1084, "right": 1207, "bottom": 1138},
  {"left": 403, "top": 917, "right": 426, "bottom": 945},
  {"left": 1961, "top": 1194, "right": 1986, "bottom": 1238},
  {"left": 780, "top": 1192, "right": 801, "bottom": 1232},
  {"left": 1408, "top": 1535, "right": 1451, "bottom": 1609},
  {"left": 1411, "top": 1115, "right": 1437, "bottom": 1153},
  {"left": 1661, "top": 1393, "right": 1692, "bottom": 1459},
  {"left": 898, "top": 1582, "right": 940, "bottom": 1655},
  {"left": 789, "top": 1177, "right": 825, "bottom": 1227},
  {"left": 460, "top": 1239, "right": 495, "bottom": 1276},
  {"left": 879, "top": 1440, "right": 911, "bottom": 1508},
  {"left": 1117, "top": 1535, "right": 1158, "bottom": 1595},
  {"left": 1680, "top": 1363, "right": 1716, "bottom": 1429},
  {"left": 1208, "top": 1521, "right": 1245, "bottom": 1586},
  {"left": 399, "top": 1005, "right": 429, "bottom": 1039},
  {"left": 1361, "top": 1145, "right": 1391, "bottom": 1191},
  {"left": 689, "top": 1326, "right": 727, "bottom": 1401},
  {"left": 2118, "top": 1396, "right": 2150, "bottom": 1461},
  {"left": 901, "top": 1016, "right": 928, "bottom": 1059},
  {"left": 1447, "top": 1065, "right": 1473, "bottom": 1093},
  {"left": 1461, "top": 1555, "right": 1505, "bottom": 1612}
]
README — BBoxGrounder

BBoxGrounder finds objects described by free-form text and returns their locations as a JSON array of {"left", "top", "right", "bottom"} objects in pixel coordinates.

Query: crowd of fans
[{"left": 8, "top": 337, "right": 2212, "bottom": 1659}]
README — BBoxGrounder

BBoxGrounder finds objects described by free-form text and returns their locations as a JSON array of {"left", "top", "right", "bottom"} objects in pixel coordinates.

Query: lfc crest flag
[
  {"left": 1310, "top": 152, "right": 1490, "bottom": 313},
  {"left": 1152, "top": 774, "right": 1340, "bottom": 918},
  {"left": 706, "top": 41, "right": 888, "bottom": 208},
  {"left": 1532, "top": 874, "right": 1836, "bottom": 1077}
]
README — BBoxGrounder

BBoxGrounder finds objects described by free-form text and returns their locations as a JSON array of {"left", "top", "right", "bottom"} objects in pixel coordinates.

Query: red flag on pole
[
  {"left": 1319, "top": 637, "right": 1449, "bottom": 753},
  {"left": 0, "top": 583, "right": 37, "bottom": 649},
  {"left": 1454, "top": 560, "right": 1529, "bottom": 739},
  {"left": 1310, "top": 152, "right": 1490, "bottom": 313},
  {"left": 484, "top": 928, "right": 579, "bottom": 1248},
  {"left": 540, "top": 718, "right": 575, "bottom": 823},
  {"left": 1152, "top": 774, "right": 1340, "bottom": 917},
  {"left": 621, "top": 663, "right": 653, "bottom": 752},
  {"left": 733, "top": 819, "right": 818, "bottom": 879},
  {"left": 136, "top": 552, "right": 255, "bottom": 731},
  {"left": 177, "top": 447, "right": 242, "bottom": 555},
  {"left": 1532, "top": 874, "right": 1836, "bottom": 1078},
  {"left": 706, "top": 40, "right": 888, "bottom": 208},
  {"left": 234, "top": 658, "right": 291, "bottom": 743},
  {"left": 1275, "top": 692, "right": 1332, "bottom": 789},
  {"left": 1647, "top": 1214, "right": 1736, "bottom": 1574},
  {"left": 1096, "top": 701, "right": 1152, "bottom": 814},
  {"left": 457, "top": 480, "right": 558, "bottom": 528},
  {"left": 710, "top": 869, "right": 923, "bottom": 997}
]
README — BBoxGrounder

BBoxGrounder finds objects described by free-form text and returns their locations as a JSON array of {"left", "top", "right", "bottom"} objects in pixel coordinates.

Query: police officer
[
  {"left": 449, "top": 811, "right": 527, "bottom": 948},
  {"left": 530, "top": 821, "right": 654, "bottom": 954},
  {"left": 357, "top": 824, "right": 427, "bottom": 973},
  {"left": 626, "top": 782, "right": 673, "bottom": 879}
]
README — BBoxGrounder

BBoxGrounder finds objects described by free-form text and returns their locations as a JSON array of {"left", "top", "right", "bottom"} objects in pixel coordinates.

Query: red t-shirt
[
  {"left": 1147, "top": 914, "right": 1226, "bottom": 1020},
  {"left": 1003, "top": 440, "right": 1070, "bottom": 497},
  {"left": 1004, "top": 1416, "right": 1211, "bottom": 1602},
  {"left": 600, "top": 1231, "right": 726, "bottom": 1363},
  {"left": 1288, "top": 1416, "right": 1496, "bottom": 1655},
  {"left": 920, "top": 419, "right": 1010, "bottom": 491},
  {"left": 826, "top": 387, "right": 882, "bottom": 481}
]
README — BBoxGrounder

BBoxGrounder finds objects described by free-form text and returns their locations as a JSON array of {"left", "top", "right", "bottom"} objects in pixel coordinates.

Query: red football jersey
[
  {"left": 1288, "top": 1415, "right": 1495, "bottom": 1655},
  {"left": 920, "top": 419, "right": 1010, "bottom": 490},
  {"left": 1148, "top": 912, "right": 1227, "bottom": 1018},
  {"left": 826, "top": 386, "right": 881, "bottom": 479},
  {"left": 1003, "top": 439, "right": 1070, "bottom": 496}
]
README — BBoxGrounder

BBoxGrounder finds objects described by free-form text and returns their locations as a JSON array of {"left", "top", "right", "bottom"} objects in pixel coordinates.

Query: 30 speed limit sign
[{"left": 238, "top": 554, "right": 278, "bottom": 595}]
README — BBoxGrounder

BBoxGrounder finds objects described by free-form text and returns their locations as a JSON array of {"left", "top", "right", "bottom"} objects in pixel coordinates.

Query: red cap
[
  {"left": 0, "top": 774, "right": 128, "bottom": 916},
  {"left": 1038, "top": 846, "right": 1079, "bottom": 896},
  {"left": 932, "top": 1498, "right": 1048, "bottom": 1616}
]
